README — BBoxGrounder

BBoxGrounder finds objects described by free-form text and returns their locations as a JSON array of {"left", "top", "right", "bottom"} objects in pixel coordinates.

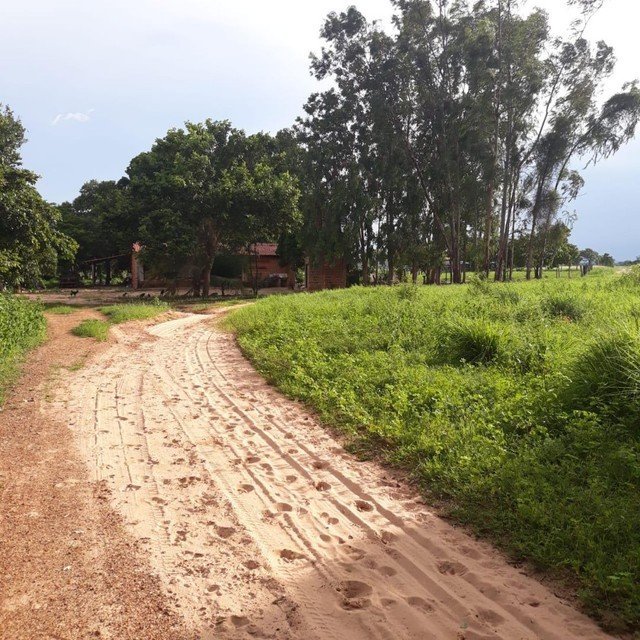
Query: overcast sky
[{"left": 2, "top": 0, "right": 638, "bottom": 260}]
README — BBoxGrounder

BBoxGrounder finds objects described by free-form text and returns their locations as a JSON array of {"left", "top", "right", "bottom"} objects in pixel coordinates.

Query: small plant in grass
[
  {"left": 72, "top": 319, "right": 110, "bottom": 341},
  {"left": 566, "top": 328, "right": 640, "bottom": 428}
]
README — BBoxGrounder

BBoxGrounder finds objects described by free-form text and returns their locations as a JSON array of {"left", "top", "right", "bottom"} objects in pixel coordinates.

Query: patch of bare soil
[
  {"left": 0, "top": 311, "right": 194, "bottom": 640},
  {"left": 49, "top": 311, "right": 617, "bottom": 640}
]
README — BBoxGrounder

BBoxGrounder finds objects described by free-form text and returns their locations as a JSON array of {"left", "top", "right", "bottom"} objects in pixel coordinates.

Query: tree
[
  {"left": 128, "top": 120, "right": 300, "bottom": 296},
  {"left": 0, "top": 105, "right": 76, "bottom": 289},
  {"left": 599, "top": 252, "right": 615, "bottom": 267}
]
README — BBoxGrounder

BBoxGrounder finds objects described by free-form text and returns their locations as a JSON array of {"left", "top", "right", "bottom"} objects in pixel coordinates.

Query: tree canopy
[{"left": 0, "top": 105, "right": 76, "bottom": 289}]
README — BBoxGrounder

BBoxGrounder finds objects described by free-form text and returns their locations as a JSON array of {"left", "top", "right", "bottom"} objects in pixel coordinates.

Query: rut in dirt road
[{"left": 54, "top": 312, "right": 615, "bottom": 640}]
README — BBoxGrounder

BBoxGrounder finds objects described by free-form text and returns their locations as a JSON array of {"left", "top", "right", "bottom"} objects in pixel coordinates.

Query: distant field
[{"left": 229, "top": 266, "right": 640, "bottom": 631}]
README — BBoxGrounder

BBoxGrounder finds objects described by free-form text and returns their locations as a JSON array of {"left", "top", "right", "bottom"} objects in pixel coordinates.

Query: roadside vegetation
[
  {"left": 0, "top": 295, "right": 46, "bottom": 403},
  {"left": 229, "top": 268, "right": 640, "bottom": 631}
]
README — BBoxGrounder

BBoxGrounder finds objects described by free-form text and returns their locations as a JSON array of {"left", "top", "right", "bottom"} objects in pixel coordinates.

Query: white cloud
[{"left": 51, "top": 108, "right": 94, "bottom": 126}]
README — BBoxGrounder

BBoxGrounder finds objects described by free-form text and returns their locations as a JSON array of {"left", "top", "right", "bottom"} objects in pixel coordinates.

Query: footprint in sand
[
  {"left": 315, "top": 481, "right": 331, "bottom": 491},
  {"left": 437, "top": 560, "right": 468, "bottom": 576},
  {"left": 239, "top": 484, "right": 254, "bottom": 493},
  {"left": 280, "top": 549, "right": 306, "bottom": 562},
  {"left": 312, "top": 460, "right": 329, "bottom": 470},
  {"left": 230, "top": 615, "right": 250, "bottom": 627},
  {"left": 276, "top": 502, "right": 292, "bottom": 512},
  {"left": 337, "top": 580, "right": 373, "bottom": 610},
  {"left": 380, "top": 530, "right": 397, "bottom": 544},
  {"left": 355, "top": 500, "right": 374, "bottom": 512},
  {"left": 246, "top": 455, "right": 260, "bottom": 464},
  {"left": 406, "top": 596, "right": 435, "bottom": 613},
  {"left": 378, "top": 565, "right": 397, "bottom": 577},
  {"left": 285, "top": 475, "right": 297, "bottom": 484},
  {"left": 476, "top": 608, "right": 505, "bottom": 626},
  {"left": 216, "top": 526, "right": 236, "bottom": 539}
]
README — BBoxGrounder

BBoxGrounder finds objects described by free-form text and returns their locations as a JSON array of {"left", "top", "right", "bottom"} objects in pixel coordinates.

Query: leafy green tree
[
  {"left": 0, "top": 105, "right": 76, "bottom": 289},
  {"left": 129, "top": 120, "right": 300, "bottom": 296}
]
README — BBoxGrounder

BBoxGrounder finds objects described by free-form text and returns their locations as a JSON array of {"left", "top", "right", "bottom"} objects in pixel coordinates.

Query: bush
[{"left": 566, "top": 329, "right": 640, "bottom": 428}]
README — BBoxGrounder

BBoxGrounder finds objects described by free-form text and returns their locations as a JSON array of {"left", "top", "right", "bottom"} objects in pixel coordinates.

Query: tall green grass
[
  {"left": 229, "top": 272, "right": 640, "bottom": 632},
  {"left": 0, "top": 295, "right": 47, "bottom": 403}
]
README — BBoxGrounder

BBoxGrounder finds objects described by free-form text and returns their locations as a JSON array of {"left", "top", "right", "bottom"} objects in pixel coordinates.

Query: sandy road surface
[
  {"left": 51, "top": 311, "right": 614, "bottom": 640},
  {"left": 0, "top": 312, "right": 194, "bottom": 640}
]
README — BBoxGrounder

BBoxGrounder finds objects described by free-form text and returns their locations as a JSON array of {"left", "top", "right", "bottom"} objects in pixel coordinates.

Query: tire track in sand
[{"left": 52, "top": 312, "right": 616, "bottom": 640}]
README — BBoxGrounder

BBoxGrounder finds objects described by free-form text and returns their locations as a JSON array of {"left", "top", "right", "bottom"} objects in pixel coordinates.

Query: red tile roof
[{"left": 248, "top": 243, "right": 279, "bottom": 257}]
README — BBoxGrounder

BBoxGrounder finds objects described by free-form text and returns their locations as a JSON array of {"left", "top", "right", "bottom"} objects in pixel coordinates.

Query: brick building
[
  {"left": 242, "top": 243, "right": 296, "bottom": 288},
  {"left": 305, "top": 257, "right": 347, "bottom": 292}
]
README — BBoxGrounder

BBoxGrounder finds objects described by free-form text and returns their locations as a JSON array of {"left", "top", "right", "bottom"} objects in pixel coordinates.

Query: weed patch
[{"left": 72, "top": 319, "right": 110, "bottom": 341}]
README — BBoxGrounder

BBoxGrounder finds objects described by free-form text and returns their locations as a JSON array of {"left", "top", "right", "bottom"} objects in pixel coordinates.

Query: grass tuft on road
[
  {"left": 72, "top": 319, "right": 110, "bottom": 341},
  {"left": 98, "top": 301, "right": 169, "bottom": 324},
  {"left": 228, "top": 268, "right": 640, "bottom": 632},
  {"left": 44, "top": 304, "right": 77, "bottom": 315}
]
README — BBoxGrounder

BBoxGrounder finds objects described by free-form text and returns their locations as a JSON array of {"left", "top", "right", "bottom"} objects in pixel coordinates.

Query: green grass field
[{"left": 229, "top": 266, "right": 640, "bottom": 632}]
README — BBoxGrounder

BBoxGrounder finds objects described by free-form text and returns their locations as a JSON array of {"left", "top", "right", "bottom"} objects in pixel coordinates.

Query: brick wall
[{"left": 306, "top": 258, "right": 347, "bottom": 292}]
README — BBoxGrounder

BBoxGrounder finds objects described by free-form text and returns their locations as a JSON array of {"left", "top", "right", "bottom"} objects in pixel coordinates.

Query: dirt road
[
  {"left": 45, "top": 310, "right": 614, "bottom": 640},
  {"left": 0, "top": 312, "right": 194, "bottom": 640}
]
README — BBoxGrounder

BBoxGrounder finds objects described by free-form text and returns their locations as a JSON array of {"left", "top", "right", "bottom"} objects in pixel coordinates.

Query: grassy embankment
[
  {"left": 229, "top": 266, "right": 640, "bottom": 632},
  {"left": 72, "top": 301, "right": 170, "bottom": 341},
  {"left": 0, "top": 295, "right": 47, "bottom": 403}
]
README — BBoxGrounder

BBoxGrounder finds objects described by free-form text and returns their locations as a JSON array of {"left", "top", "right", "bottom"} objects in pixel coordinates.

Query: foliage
[
  {"left": 293, "top": 2, "right": 638, "bottom": 283},
  {"left": 0, "top": 295, "right": 46, "bottom": 402},
  {"left": 72, "top": 319, "right": 110, "bottom": 341},
  {"left": 129, "top": 120, "right": 301, "bottom": 296},
  {"left": 0, "top": 105, "right": 77, "bottom": 289},
  {"left": 229, "top": 272, "right": 640, "bottom": 631}
]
